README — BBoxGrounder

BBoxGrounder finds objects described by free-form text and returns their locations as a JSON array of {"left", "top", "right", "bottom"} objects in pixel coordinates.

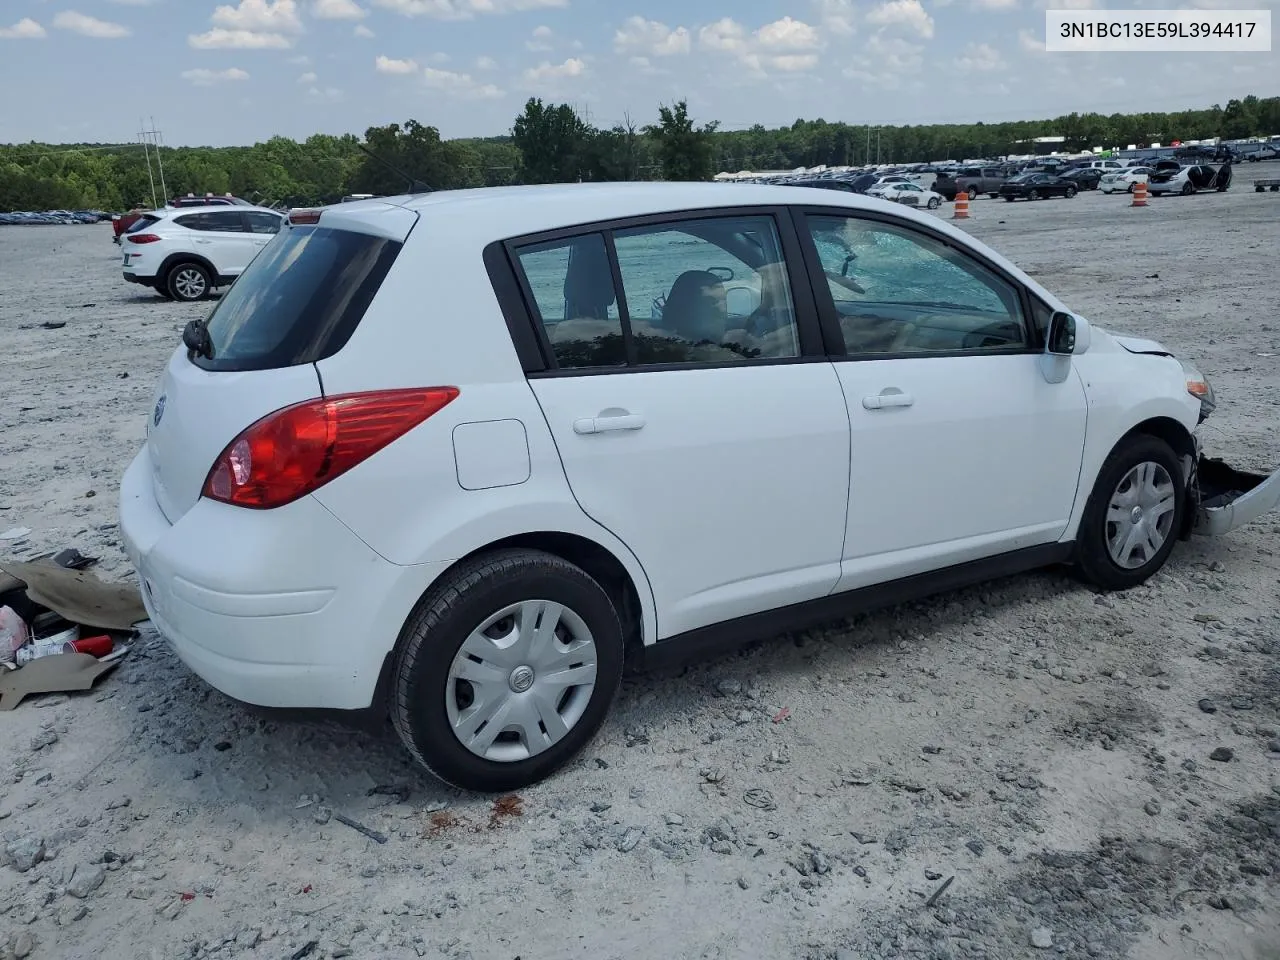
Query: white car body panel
[{"left": 116, "top": 182, "right": 1271, "bottom": 716}]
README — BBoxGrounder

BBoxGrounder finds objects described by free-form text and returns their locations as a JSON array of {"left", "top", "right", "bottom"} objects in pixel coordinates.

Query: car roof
[
  {"left": 153, "top": 203, "right": 282, "bottom": 218},
  {"left": 334, "top": 182, "right": 944, "bottom": 241}
]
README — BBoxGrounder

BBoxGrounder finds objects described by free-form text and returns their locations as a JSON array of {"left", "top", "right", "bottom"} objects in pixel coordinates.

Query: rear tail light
[
  {"left": 201, "top": 387, "right": 459, "bottom": 509},
  {"left": 128, "top": 233, "right": 161, "bottom": 244}
]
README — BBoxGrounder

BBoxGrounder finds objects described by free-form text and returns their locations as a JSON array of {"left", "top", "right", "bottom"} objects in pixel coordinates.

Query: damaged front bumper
[{"left": 1189, "top": 453, "right": 1280, "bottom": 537}]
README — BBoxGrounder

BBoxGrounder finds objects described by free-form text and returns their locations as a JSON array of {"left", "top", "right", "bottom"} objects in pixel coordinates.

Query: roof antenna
[{"left": 355, "top": 143, "right": 433, "bottom": 194}]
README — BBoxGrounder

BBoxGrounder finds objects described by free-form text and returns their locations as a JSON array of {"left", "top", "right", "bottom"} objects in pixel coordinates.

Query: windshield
[{"left": 191, "top": 223, "right": 404, "bottom": 372}]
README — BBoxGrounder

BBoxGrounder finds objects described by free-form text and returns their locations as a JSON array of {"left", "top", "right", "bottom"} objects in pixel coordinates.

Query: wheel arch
[
  {"left": 454, "top": 531, "right": 648, "bottom": 664},
  {"left": 158, "top": 252, "right": 218, "bottom": 284}
]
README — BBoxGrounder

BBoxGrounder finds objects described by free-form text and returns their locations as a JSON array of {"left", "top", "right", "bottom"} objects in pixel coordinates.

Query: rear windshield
[
  {"left": 126, "top": 214, "right": 160, "bottom": 233},
  {"left": 190, "top": 223, "right": 404, "bottom": 372}
]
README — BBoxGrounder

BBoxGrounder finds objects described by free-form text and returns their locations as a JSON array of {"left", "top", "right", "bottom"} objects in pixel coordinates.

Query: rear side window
[{"left": 191, "top": 224, "right": 403, "bottom": 372}]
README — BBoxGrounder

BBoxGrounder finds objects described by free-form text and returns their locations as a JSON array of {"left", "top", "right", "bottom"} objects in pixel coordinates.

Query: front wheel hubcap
[
  {"left": 446, "top": 599, "right": 598, "bottom": 763},
  {"left": 1106, "top": 461, "right": 1176, "bottom": 569}
]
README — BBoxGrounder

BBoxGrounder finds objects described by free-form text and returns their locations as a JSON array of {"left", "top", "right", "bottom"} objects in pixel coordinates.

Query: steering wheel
[{"left": 825, "top": 270, "right": 865, "bottom": 295}]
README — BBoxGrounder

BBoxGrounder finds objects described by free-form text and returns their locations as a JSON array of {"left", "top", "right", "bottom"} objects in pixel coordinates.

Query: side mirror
[{"left": 1047, "top": 311, "right": 1077, "bottom": 355}]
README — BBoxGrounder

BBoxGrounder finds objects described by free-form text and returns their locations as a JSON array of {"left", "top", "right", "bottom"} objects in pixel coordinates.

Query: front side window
[
  {"left": 245, "top": 212, "right": 283, "bottom": 235},
  {"left": 805, "top": 214, "right": 1029, "bottom": 357}
]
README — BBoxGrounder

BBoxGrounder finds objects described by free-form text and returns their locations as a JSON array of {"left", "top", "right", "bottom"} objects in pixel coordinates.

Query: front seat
[
  {"left": 661, "top": 270, "right": 728, "bottom": 344},
  {"left": 562, "top": 238, "right": 616, "bottom": 320}
]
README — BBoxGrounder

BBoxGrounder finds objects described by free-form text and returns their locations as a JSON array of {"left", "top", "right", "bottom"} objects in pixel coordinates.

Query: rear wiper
[{"left": 182, "top": 319, "right": 214, "bottom": 360}]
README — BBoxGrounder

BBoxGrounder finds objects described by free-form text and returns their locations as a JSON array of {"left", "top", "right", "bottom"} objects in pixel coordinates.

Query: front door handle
[
  {"left": 573, "top": 413, "right": 646, "bottom": 435},
  {"left": 862, "top": 389, "right": 915, "bottom": 410}
]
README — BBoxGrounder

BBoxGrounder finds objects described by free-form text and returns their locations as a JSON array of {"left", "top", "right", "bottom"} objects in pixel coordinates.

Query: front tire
[
  {"left": 391, "top": 548, "right": 625, "bottom": 792},
  {"left": 165, "top": 262, "right": 212, "bottom": 302},
  {"left": 1065, "top": 186, "right": 1077, "bottom": 198},
  {"left": 1074, "top": 435, "right": 1186, "bottom": 590},
  {"left": 927, "top": 196, "right": 941, "bottom": 209}
]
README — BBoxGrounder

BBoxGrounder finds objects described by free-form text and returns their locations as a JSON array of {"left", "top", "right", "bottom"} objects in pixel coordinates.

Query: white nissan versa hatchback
[{"left": 119, "top": 183, "right": 1280, "bottom": 792}]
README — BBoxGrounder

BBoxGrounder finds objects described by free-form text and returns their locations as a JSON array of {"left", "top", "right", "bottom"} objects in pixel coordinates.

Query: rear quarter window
[{"left": 191, "top": 223, "right": 404, "bottom": 372}]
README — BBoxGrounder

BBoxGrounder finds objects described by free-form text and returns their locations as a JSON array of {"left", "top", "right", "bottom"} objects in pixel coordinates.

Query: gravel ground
[{"left": 1, "top": 187, "right": 1278, "bottom": 960}]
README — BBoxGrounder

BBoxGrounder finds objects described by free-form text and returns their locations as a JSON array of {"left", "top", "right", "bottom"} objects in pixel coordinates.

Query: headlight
[{"left": 1180, "top": 359, "right": 1216, "bottom": 418}]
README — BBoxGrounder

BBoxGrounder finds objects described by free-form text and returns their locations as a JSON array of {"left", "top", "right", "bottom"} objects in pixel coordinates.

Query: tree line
[{"left": 1, "top": 94, "right": 1275, "bottom": 212}]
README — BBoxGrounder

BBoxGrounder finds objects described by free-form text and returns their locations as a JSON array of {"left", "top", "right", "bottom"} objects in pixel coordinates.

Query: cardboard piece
[
  {"left": 0, "top": 653, "right": 121, "bottom": 710},
  {"left": 0, "top": 562, "right": 147, "bottom": 632}
]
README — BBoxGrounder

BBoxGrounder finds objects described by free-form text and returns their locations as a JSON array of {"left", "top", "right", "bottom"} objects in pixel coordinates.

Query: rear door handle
[
  {"left": 573, "top": 413, "right": 646, "bottom": 435},
  {"left": 862, "top": 390, "right": 915, "bottom": 410}
]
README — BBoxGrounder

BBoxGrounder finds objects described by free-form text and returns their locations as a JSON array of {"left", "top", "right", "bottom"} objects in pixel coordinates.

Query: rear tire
[
  {"left": 391, "top": 548, "right": 625, "bottom": 793},
  {"left": 1065, "top": 186, "right": 1077, "bottom": 198},
  {"left": 165, "top": 262, "right": 212, "bottom": 302},
  {"left": 967, "top": 187, "right": 978, "bottom": 201},
  {"left": 927, "top": 196, "right": 941, "bottom": 209},
  {"left": 1073, "top": 435, "right": 1186, "bottom": 591}
]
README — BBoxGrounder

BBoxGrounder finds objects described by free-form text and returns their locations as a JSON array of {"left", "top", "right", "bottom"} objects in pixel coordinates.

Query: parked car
[
  {"left": 781, "top": 178, "right": 859, "bottom": 193},
  {"left": 1061, "top": 167, "right": 1104, "bottom": 191},
  {"left": 1147, "top": 164, "right": 1227, "bottom": 196},
  {"left": 120, "top": 204, "right": 286, "bottom": 301},
  {"left": 954, "top": 166, "right": 1007, "bottom": 200},
  {"left": 1238, "top": 144, "right": 1278, "bottom": 162},
  {"left": 118, "top": 183, "right": 1280, "bottom": 791},
  {"left": 1100, "top": 167, "right": 1151, "bottom": 194},
  {"left": 868, "top": 181, "right": 945, "bottom": 209},
  {"left": 930, "top": 171, "right": 959, "bottom": 201},
  {"left": 999, "top": 173, "right": 1078, "bottom": 201}
]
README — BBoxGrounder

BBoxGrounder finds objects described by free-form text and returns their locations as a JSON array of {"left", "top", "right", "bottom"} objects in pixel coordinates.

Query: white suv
[
  {"left": 118, "top": 184, "right": 1280, "bottom": 792},
  {"left": 121, "top": 204, "right": 285, "bottom": 301}
]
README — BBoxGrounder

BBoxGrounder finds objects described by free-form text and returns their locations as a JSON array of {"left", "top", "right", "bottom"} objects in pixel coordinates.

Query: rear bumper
[
  {"left": 118, "top": 445, "right": 451, "bottom": 710},
  {"left": 1193, "top": 456, "right": 1280, "bottom": 537},
  {"left": 123, "top": 271, "right": 156, "bottom": 288}
]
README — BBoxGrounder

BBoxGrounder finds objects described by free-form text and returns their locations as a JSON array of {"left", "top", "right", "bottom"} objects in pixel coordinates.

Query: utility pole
[
  {"left": 149, "top": 117, "right": 169, "bottom": 203},
  {"left": 137, "top": 120, "right": 157, "bottom": 209}
]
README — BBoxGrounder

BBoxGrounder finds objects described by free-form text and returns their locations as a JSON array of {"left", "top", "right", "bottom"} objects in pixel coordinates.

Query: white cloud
[
  {"left": 613, "top": 16, "right": 691, "bottom": 56},
  {"left": 755, "top": 16, "right": 821, "bottom": 49},
  {"left": 211, "top": 0, "right": 303, "bottom": 32},
  {"left": 954, "top": 41, "right": 1005, "bottom": 71},
  {"left": 299, "top": 70, "right": 318, "bottom": 82},
  {"left": 475, "top": 54, "right": 497, "bottom": 69},
  {"left": 813, "top": 0, "right": 856, "bottom": 36},
  {"left": 527, "top": 24, "right": 554, "bottom": 50},
  {"left": 375, "top": 54, "right": 419, "bottom": 73},
  {"left": 843, "top": 32, "right": 924, "bottom": 87},
  {"left": 107, "top": 0, "right": 164, "bottom": 5},
  {"left": 766, "top": 53, "right": 819, "bottom": 71},
  {"left": 423, "top": 66, "right": 504, "bottom": 98},
  {"left": 52, "top": 11, "right": 131, "bottom": 38},
  {"left": 311, "top": 0, "right": 367, "bottom": 18},
  {"left": 371, "top": 0, "right": 566, "bottom": 19},
  {"left": 188, "top": 27, "right": 293, "bottom": 47},
  {"left": 523, "top": 57, "right": 586, "bottom": 83},
  {"left": 288, "top": 53, "right": 312, "bottom": 63},
  {"left": 354, "top": 23, "right": 375, "bottom": 36},
  {"left": 865, "top": 0, "right": 934, "bottom": 37},
  {"left": 697, "top": 16, "right": 824, "bottom": 77},
  {"left": 0, "top": 18, "right": 46, "bottom": 39},
  {"left": 182, "top": 67, "right": 251, "bottom": 85},
  {"left": 1018, "top": 27, "right": 1046, "bottom": 52},
  {"left": 308, "top": 85, "right": 344, "bottom": 101},
  {"left": 698, "top": 17, "right": 747, "bottom": 52}
]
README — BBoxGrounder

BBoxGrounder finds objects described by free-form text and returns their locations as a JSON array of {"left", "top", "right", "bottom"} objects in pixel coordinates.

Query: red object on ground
[
  {"left": 772, "top": 707, "right": 791, "bottom": 724},
  {"left": 64, "top": 635, "right": 113, "bottom": 657}
]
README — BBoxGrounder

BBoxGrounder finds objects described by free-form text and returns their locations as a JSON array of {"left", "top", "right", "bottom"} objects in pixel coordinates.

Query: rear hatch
[{"left": 145, "top": 201, "right": 418, "bottom": 523}]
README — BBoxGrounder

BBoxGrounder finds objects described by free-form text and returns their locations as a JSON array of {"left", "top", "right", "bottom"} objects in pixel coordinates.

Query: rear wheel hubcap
[
  {"left": 174, "top": 269, "right": 205, "bottom": 299},
  {"left": 446, "top": 599, "right": 598, "bottom": 763}
]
